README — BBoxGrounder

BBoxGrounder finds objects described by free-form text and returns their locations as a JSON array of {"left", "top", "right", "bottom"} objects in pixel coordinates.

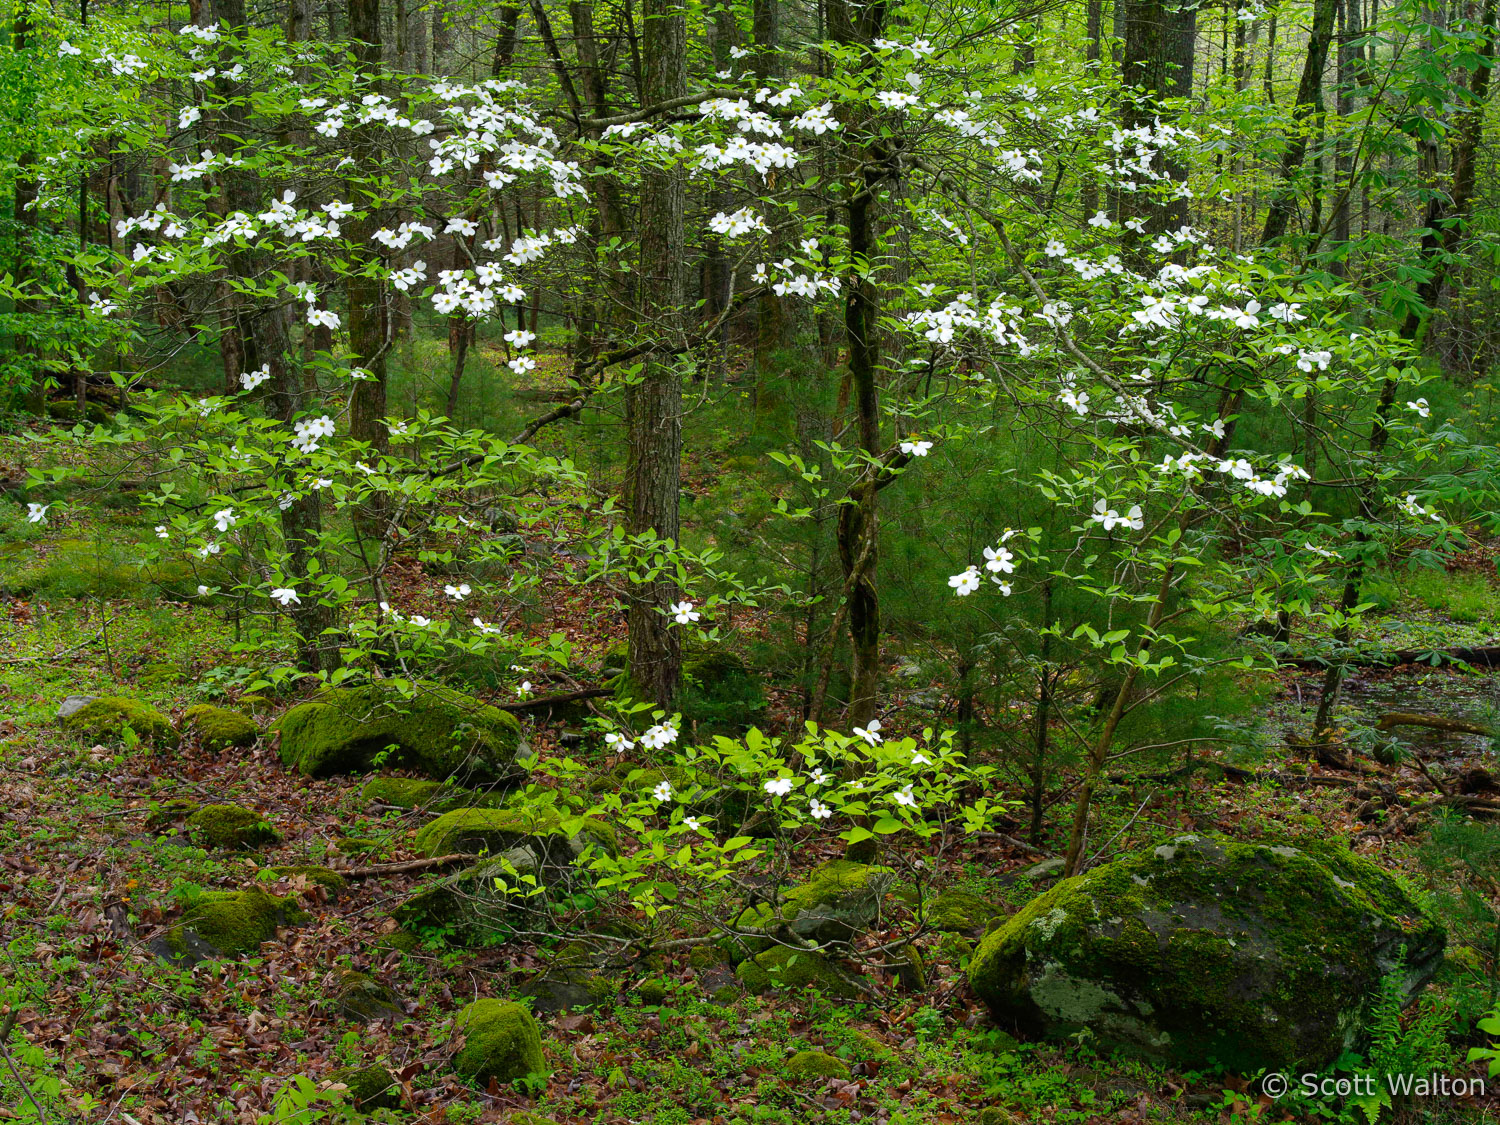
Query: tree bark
[
  {"left": 346, "top": 0, "right": 390, "bottom": 487},
  {"left": 1118, "top": 0, "right": 1196, "bottom": 236},
  {"left": 622, "top": 0, "right": 688, "bottom": 709},
  {"left": 827, "top": 0, "right": 889, "bottom": 728},
  {"left": 213, "top": 0, "right": 339, "bottom": 672},
  {"left": 1261, "top": 0, "right": 1339, "bottom": 243}
]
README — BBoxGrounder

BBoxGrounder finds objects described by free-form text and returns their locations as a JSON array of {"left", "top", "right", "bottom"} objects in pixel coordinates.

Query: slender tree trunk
[
  {"left": 213, "top": 0, "right": 339, "bottom": 672},
  {"left": 12, "top": 1, "right": 43, "bottom": 410},
  {"left": 827, "top": 0, "right": 890, "bottom": 728},
  {"left": 1261, "top": 0, "right": 1339, "bottom": 242},
  {"left": 622, "top": 0, "right": 688, "bottom": 709},
  {"left": 346, "top": 0, "right": 390, "bottom": 481}
]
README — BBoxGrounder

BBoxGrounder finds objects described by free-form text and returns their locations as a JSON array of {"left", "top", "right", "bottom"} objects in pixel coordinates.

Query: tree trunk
[
  {"left": 1310, "top": 0, "right": 1498, "bottom": 742},
  {"left": 1261, "top": 0, "right": 1338, "bottom": 243},
  {"left": 1119, "top": 0, "right": 1196, "bottom": 236},
  {"left": 346, "top": 0, "right": 390, "bottom": 484},
  {"left": 213, "top": 0, "right": 340, "bottom": 672},
  {"left": 827, "top": 0, "right": 889, "bottom": 728},
  {"left": 622, "top": 0, "right": 688, "bottom": 709}
]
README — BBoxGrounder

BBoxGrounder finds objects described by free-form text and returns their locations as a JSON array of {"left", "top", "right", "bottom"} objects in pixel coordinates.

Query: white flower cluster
[
  {"left": 950, "top": 531, "right": 1019, "bottom": 596},
  {"left": 708, "top": 207, "right": 771, "bottom": 238}
]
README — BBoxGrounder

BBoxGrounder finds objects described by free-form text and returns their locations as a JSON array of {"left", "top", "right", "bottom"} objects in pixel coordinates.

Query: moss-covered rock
[
  {"left": 144, "top": 797, "right": 201, "bottom": 829},
  {"left": 274, "top": 681, "right": 524, "bottom": 783},
  {"left": 413, "top": 806, "right": 616, "bottom": 860},
  {"left": 335, "top": 971, "right": 404, "bottom": 1022},
  {"left": 785, "top": 1050, "right": 850, "bottom": 1081},
  {"left": 270, "top": 865, "right": 347, "bottom": 891},
  {"left": 968, "top": 834, "right": 1445, "bottom": 1074},
  {"left": 60, "top": 696, "right": 177, "bottom": 747},
  {"left": 925, "top": 889, "right": 1002, "bottom": 934},
  {"left": 185, "top": 804, "right": 280, "bottom": 850},
  {"left": 158, "top": 887, "right": 309, "bottom": 962},
  {"left": 735, "top": 945, "right": 858, "bottom": 998},
  {"left": 841, "top": 1029, "right": 894, "bottom": 1062},
  {"left": 362, "top": 775, "right": 504, "bottom": 813},
  {"left": 450, "top": 999, "right": 546, "bottom": 1086},
  {"left": 329, "top": 1064, "right": 402, "bottom": 1110},
  {"left": 734, "top": 860, "right": 894, "bottom": 949},
  {"left": 636, "top": 978, "right": 669, "bottom": 1005},
  {"left": 181, "top": 704, "right": 260, "bottom": 751}
]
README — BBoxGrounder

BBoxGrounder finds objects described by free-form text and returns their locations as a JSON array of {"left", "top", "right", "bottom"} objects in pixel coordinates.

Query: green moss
[
  {"left": 61, "top": 696, "right": 177, "bottom": 747},
  {"left": 450, "top": 999, "right": 546, "bottom": 1086},
  {"left": 361, "top": 775, "right": 504, "bottom": 812},
  {"left": 274, "top": 680, "right": 524, "bottom": 782},
  {"left": 412, "top": 806, "right": 617, "bottom": 859},
  {"left": 325, "top": 1068, "right": 402, "bottom": 1116},
  {"left": 336, "top": 971, "right": 403, "bottom": 1022},
  {"left": 185, "top": 804, "right": 280, "bottom": 849},
  {"left": 925, "top": 888, "right": 1001, "bottom": 934},
  {"left": 735, "top": 946, "right": 858, "bottom": 998},
  {"left": 506, "top": 1114, "right": 559, "bottom": 1125},
  {"left": 376, "top": 929, "right": 422, "bottom": 953},
  {"left": 182, "top": 704, "right": 259, "bottom": 751},
  {"left": 841, "top": 1029, "right": 894, "bottom": 1062},
  {"left": 785, "top": 1050, "right": 850, "bottom": 1081},
  {"left": 636, "top": 978, "right": 669, "bottom": 1005},
  {"left": 733, "top": 860, "right": 893, "bottom": 948},
  {"left": 145, "top": 798, "right": 201, "bottom": 828},
  {"left": 177, "top": 887, "right": 309, "bottom": 956},
  {"left": 968, "top": 834, "right": 1445, "bottom": 1073},
  {"left": 336, "top": 836, "right": 389, "bottom": 856},
  {"left": 328, "top": 1064, "right": 402, "bottom": 1110},
  {"left": 270, "top": 865, "right": 347, "bottom": 891}
]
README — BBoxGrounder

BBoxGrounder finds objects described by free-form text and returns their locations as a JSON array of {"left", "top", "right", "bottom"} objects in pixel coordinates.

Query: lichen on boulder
[
  {"left": 735, "top": 945, "right": 858, "bottom": 998},
  {"left": 181, "top": 704, "right": 260, "bottom": 751},
  {"left": 968, "top": 834, "right": 1445, "bottom": 1074},
  {"left": 449, "top": 999, "right": 546, "bottom": 1086},
  {"left": 274, "top": 680, "right": 524, "bottom": 782},
  {"left": 60, "top": 695, "right": 178, "bottom": 747},
  {"left": 156, "top": 887, "right": 309, "bottom": 962},
  {"left": 412, "top": 806, "right": 617, "bottom": 861},
  {"left": 785, "top": 1050, "right": 851, "bottom": 1081},
  {"left": 185, "top": 803, "right": 280, "bottom": 849}
]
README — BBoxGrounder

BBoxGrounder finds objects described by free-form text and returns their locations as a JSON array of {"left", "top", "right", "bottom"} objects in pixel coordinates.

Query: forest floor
[{"left": 3, "top": 416, "right": 1500, "bottom": 1125}]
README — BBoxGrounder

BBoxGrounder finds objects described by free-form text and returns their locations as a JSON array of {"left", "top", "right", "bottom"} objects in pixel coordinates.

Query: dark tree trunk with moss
[
  {"left": 213, "top": 0, "right": 339, "bottom": 672},
  {"left": 346, "top": 0, "right": 389, "bottom": 475},
  {"left": 1261, "top": 0, "right": 1338, "bottom": 243},
  {"left": 827, "top": 0, "right": 889, "bottom": 728},
  {"left": 622, "top": 0, "right": 687, "bottom": 709}
]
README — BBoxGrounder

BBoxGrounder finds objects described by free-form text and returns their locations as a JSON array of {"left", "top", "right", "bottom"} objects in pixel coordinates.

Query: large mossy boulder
[
  {"left": 413, "top": 806, "right": 617, "bottom": 861},
  {"left": 181, "top": 704, "right": 259, "bottom": 751},
  {"left": 734, "top": 860, "right": 894, "bottom": 950},
  {"left": 156, "top": 887, "right": 309, "bottom": 963},
  {"left": 185, "top": 803, "right": 280, "bottom": 849},
  {"left": 59, "top": 695, "right": 178, "bottom": 747},
  {"left": 449, "top": 999, "right": 546, "bottom": 1086},
  {"left": 968, "top": 835, "right": 1445, "bottom": 1074},
  {"left": 274, "top": 681, "right": 523, "bottom": 783}
]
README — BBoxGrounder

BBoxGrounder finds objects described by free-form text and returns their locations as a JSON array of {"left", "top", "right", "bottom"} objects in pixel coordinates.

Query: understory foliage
[{"left": 4, "top": 0, "right": 1500, "bottom": 1116}]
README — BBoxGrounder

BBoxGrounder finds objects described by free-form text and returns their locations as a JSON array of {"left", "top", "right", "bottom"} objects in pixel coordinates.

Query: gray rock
[
  {"left": 969, "top": 835, "right": 1445, "bottom": 1074},
  {"left": 57, "top": 695, "right": 96, "bottom": 719}
]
